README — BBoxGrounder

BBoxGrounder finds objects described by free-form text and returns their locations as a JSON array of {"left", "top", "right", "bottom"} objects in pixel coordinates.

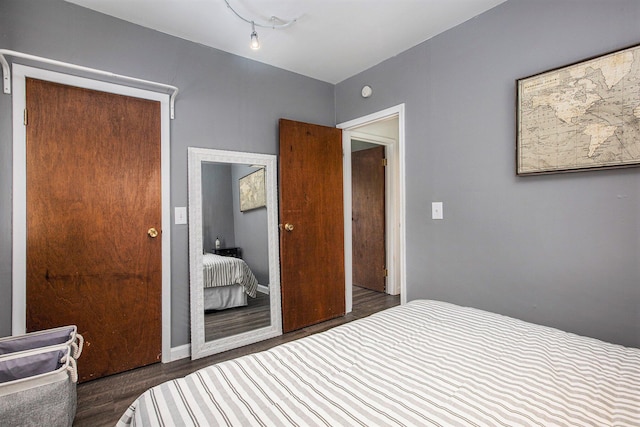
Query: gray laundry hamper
[
  {"left": 0, "top": 325, "right": 83, "bottom": 359},
  {"left": 0, "top": 342, "right": 79, "bottom": 426}
]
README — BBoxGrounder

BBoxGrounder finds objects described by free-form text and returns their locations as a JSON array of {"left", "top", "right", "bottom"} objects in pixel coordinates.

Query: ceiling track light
[
  {"left": 223, "top": 0, "right": 298, "bottom": 50},
  {"left": 250, "top": 21, "right": 259, "bottom": 50}
]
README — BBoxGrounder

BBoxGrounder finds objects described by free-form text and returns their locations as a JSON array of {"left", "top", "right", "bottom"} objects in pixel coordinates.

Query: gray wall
[
  {"left": 0, "top": 0, "right": 335, "bottom": 346},
  {"left": 232, "top": 165, "right": 270, "bottom": 286},
  {"left": 336, "top": 0, "right": 640, "bottom": 348},
  {"left": 202, "top": 163, "right": 235, "bottom": 252}
]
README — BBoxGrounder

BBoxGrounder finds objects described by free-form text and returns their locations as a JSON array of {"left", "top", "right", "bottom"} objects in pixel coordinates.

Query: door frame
[
  {"left": 337, "top": 104, "right": 407, "bottom": 313},
  {"left": 11, "top": 64, "right": 173, "bottom": 363}
]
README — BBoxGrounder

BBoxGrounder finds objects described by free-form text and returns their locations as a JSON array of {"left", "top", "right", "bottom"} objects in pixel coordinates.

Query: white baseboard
[
  {"left": 257, "top": 285, "right": 269, "bottom": 294},
  {"left": 169, "top": 343, "right": 191, "bottom": 362}
]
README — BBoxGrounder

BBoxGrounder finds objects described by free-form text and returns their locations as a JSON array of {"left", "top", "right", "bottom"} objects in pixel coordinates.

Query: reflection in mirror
[
  {"left": 188, "top": 148, "right": 281, "bottom": 360},
  {"left": 201, "top": 162, "right": 269, "bottom": 341}
]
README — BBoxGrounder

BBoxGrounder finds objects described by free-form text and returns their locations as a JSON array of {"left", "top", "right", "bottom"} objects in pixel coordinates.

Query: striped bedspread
[
  {"left": 117, "top": 300, "right": 640, "bottom": 426},
  {"left": 202, "top": 253, "right": 257, "bottom": 297}
]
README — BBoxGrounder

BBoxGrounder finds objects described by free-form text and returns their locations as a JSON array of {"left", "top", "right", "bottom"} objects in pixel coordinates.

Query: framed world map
[
  {"left": 239, "top": 168, "right": 266, "bottom": 212},
  {"left": 517, "top": 43, "right": 640, "bottom": 175}
]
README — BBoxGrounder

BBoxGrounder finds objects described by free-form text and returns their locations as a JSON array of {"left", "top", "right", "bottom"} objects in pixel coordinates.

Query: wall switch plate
[
  {"left": 432, "top": 202, "right": 443, "bottom": 220},
  {"left": 175, "top": 206, "right": 187, "bottom": 225}
]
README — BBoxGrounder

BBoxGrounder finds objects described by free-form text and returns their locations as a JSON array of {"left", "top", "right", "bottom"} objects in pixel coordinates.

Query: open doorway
[
  {"left": 352, "top": 143, "right": 386, "bottom": 293},
  {"left": 338, "top": 104, "right": 406, "bottom": 314}
]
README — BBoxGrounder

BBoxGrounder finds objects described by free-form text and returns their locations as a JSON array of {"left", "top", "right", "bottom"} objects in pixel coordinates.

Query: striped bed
[
  {"left": 203, "top": 253, "right": 258, "bottom": 298},
  {"left": 117, "top": 300, "right": 640, "bottom": 426}
]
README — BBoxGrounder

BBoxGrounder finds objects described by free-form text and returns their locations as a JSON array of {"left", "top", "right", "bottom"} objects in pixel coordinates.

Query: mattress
[
  {"left": 202, "top": 253, "right": 258, "bottom": 298},
  {"left": 117, "top": 300, "right": 640, "bottom": 426}
]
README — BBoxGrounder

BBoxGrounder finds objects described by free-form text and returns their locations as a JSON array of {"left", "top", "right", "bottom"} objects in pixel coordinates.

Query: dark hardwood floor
[
  {"left": 73, "top": 286, "right": 399, "bottom": 426},
  {"left": 205, "top": 290, "right": 270, "bottom": 341}
]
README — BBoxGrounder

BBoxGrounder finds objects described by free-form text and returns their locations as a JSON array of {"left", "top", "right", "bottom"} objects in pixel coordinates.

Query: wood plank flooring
[
  {"left": 73, "top": 286, "right": 399, "bottom": 426},
  {"left": 205, "top": 291, "right": 270, "bottom": 341}
]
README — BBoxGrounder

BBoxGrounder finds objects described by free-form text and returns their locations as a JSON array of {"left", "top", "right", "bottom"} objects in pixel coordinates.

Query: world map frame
[{"left": 516, "top": 43, "right": 640, "bottom": 175}]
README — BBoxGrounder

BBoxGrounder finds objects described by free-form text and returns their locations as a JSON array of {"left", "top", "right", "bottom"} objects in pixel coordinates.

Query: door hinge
[
  {"left": 23, "top": 108, "right": 28, "bottom": 126},
  {"left": 383, "top": 268, "right": 388, "bottom": 277},
  {"left": 382, "top": 158, "right": 387, "bottom": 166}
]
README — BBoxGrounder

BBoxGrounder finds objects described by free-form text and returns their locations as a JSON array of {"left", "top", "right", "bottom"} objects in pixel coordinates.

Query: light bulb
[
  {"left": 250, "top": 31, "right": 260, "bottom": 50},
  {"left": 250, "top": 22, "right": 260, "bottom": 50}
]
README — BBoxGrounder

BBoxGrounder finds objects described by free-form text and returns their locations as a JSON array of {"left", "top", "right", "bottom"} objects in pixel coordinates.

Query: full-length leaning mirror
[{"left": 188, "top": 147, "right": 282, "bottom": 360}]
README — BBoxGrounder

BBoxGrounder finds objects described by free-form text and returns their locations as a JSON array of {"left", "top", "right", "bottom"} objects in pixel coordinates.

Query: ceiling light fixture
[
  {"left": 250, "top": 22, "right": 260, "bottom": 50},
  {"left": 223, "top": 0, "right": 298, "bottom": 51}
]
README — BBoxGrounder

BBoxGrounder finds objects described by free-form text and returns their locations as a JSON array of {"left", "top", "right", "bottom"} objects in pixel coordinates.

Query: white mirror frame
[{"left": 188, "top": 147, "right": 282, "bottom": 360}]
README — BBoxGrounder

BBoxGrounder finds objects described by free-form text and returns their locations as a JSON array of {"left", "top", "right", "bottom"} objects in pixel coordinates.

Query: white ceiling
[{"left": 65, "top": 0, "right": 506, "bottom": 84}]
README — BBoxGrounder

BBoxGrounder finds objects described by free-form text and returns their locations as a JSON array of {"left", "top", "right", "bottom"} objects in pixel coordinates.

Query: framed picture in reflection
[{"left": 239, "top": 168, "right": 266, "bottom": 212}]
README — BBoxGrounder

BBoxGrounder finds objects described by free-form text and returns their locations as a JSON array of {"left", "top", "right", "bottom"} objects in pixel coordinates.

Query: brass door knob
[
  {"left": 284, "top": 223, "right": 294, "bottom": 232},
  {"left": 147, "top": 227, "right": 159, "bottom": 238}
]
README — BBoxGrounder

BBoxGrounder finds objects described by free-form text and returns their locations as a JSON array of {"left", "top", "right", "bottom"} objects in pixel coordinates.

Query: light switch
[
  {"left": 432, "top": 202, "right": 443, "bottom": 220},
  {"left": 175, "top": 207, "right": 187, "bottom": 225}
]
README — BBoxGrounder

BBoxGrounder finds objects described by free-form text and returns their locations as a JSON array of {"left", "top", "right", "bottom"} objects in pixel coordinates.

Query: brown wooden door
[
  {"left": 352, "top": 146, "right": 386, "bottom": 293},
  {"left": 25, "top": 78, "right": 162, "bottom": 382},
  {"left": 279, "top": 119, "right": 345, "bottom": 333}
]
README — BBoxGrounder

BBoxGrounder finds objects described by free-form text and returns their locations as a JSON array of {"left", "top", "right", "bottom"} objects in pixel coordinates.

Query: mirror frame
[{"left": 188, "top": 147, "right": 282, "bottom": 360}]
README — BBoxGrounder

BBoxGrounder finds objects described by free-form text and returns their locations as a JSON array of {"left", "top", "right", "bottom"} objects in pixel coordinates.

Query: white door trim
[
  {"left": 11, "top": 64, "right": 172, "bottom": 363},
  {"left": 338, "top": 104, "right": 407, "bottom": 313}
]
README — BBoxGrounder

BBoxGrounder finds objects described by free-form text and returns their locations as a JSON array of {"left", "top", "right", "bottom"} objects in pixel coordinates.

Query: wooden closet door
[{"left": 25, "top": 78, "right": 162, "bottom": 381}]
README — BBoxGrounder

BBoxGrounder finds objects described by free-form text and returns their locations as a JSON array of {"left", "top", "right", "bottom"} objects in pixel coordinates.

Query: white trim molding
[
  {"left": 170, "top": 344, "right": 191, "bottom": 361},
  {"left": 338, "top": 104, "right": 407, "bottom": 312},
  {"left": 11, "top": 64, "right": 173, "bottom": 363},
  {"left": 0, "top": 49, "right": 178, "bottom": 118}
]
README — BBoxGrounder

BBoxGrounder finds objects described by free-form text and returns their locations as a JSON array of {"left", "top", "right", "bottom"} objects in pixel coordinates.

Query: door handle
[
  {"left": 147, "top": 227, "right": 159, "bottom": 238},
  {"left": 284, "top": 223, "right": 294, "bottom": 232}
]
